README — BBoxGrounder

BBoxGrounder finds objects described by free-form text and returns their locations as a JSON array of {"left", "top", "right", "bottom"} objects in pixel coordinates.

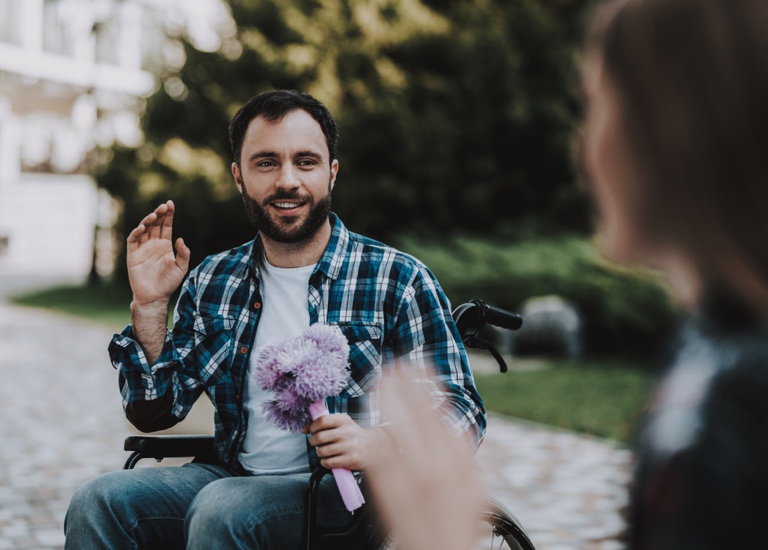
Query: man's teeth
[{"left": 274, "top": 202, "right": 300, "bottom": 209}]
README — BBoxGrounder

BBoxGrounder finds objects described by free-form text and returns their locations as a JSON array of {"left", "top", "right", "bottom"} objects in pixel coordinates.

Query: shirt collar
[
  {"left": 316, "top": 212, "right": 348, "bottom": 281},
  {"left": 245, "top": 212, "right": 348, "bottom": 282}
]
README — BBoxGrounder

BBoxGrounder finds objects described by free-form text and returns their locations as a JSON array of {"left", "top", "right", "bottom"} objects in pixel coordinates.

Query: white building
[{"left": 0, "top": 0, "right": 162, "bottom": 284}]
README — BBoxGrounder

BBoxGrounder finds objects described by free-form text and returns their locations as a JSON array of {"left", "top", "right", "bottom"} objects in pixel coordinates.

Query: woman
[
  {"left": 582, "top": 0, "right": 768, "bottom": 547},
  {"left": 371, "top": 0, "right": 768, "bottom": 548}
]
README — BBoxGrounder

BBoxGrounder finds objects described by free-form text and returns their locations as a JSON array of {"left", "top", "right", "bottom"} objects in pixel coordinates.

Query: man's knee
[
  {"left": 67, "top": 471, "right": 128, "bottom": 523},
  {"left": 186, "top": 477, "right": 306, "bottom": 549},
  {"left": 186, "top": 479, "right": 258, "bottom": 541},
  {"left": 66, "top": 466, "right": 220, "bottom": 549},
  {"left": 64, "top": 471, "right": 139, "bottom": 548}
]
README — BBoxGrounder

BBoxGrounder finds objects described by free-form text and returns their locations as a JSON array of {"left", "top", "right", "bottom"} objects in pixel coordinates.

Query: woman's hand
[{"left": 366, "top": 372, "right": 485, "bottom": 550}]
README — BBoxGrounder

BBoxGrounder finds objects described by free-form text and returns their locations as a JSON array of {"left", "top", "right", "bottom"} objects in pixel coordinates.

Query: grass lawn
[
  {"left": 11, "top": 283, "right": 134, "bottom": 331},
  {"left": 11, "top": 283, "right": 658, "bottom": 444},
  {"left": 476, "top": 359, "right": 656, "bottom": 444}
]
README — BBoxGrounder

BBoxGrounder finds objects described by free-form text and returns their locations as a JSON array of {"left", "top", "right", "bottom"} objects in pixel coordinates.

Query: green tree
[
  {"left": 336, "top": 0, "right": 595, "bottom": 239},
  {"left": 97, "top": 0, "right": 596, "bottom": 281}
]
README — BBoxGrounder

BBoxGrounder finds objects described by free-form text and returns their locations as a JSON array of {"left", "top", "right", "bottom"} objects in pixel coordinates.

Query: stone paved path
[{"left": 0, "top": 302, "right": 632, "bottom": 549}]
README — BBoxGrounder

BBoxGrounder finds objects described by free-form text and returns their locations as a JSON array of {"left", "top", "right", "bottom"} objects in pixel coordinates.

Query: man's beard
[{"left": 241, "top": 185, "right": 332, "bottom": 244}]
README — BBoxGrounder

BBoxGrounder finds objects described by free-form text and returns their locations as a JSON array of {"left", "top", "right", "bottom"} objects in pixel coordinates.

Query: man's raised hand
[{"left": 127, "top": 200, "right": 190, "bottom": 307}]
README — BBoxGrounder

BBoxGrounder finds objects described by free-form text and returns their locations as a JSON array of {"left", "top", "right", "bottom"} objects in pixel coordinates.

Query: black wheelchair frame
[{"left": 123, "top": 299, "right": 535, "bottom": 550}]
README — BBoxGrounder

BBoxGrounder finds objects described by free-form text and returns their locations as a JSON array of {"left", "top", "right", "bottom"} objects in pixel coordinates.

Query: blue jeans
[{"left": 64, "top": 463, "right": 350, "bottom": 549}]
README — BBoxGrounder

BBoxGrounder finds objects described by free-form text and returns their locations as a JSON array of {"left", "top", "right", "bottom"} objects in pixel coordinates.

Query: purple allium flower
[
  {"left": 274, "top": 384, "right": 307, "bottom": 412},
  {"left": 274, "top": 339, "right": 323, "bottom": 379},
  {"left": 254, "top": 324, "right": 351, "bottom": 432},
  {"left": 293, "top": 352, "right": 348, "bottom": 401},
  {"left": 254, "top": 338, "right": 294, "bottom": 391},
  {"left": 260, "top": 398, "right": 310, "bottom": 433},
  {"left": 304, "top": 324, "right": 350, "bottom": 355}
]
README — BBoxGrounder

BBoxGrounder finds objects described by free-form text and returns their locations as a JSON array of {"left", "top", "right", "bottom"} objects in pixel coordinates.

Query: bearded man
[{"left": 64, "top": 89, "right": 486, "bottom": 549}]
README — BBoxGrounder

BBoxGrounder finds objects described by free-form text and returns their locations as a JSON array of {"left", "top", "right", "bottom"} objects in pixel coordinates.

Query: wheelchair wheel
[
  {"left": 477, "top": 497, "right": 535, "bottom": 550},
  {"left": 376, "top": 497, "right": 535, "bottom": 550}
]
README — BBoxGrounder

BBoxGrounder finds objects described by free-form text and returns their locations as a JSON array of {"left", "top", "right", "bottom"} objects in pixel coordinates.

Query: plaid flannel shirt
[{"left": 109, "top": 213, "right": 486, "bottom": 471}]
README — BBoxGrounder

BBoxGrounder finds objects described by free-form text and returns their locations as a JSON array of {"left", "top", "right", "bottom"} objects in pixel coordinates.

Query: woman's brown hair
[{"left": 586, "top": 0, "right": 768, "bottom": 312}]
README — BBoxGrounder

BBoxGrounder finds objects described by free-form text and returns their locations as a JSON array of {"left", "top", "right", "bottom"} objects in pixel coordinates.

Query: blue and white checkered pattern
[{"left": 110, "top": 213, "right": 486, "bottom": 470}]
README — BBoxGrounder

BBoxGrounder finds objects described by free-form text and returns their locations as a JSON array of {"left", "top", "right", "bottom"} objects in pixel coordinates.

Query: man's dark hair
[{"left": 228, "top": 89, "right": 339, "bottom": 166}]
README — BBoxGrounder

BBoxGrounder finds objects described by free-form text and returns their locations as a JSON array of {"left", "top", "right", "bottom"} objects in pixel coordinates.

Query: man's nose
[{"left": 276, "top": 164, "right": 300, "bottom": 189}]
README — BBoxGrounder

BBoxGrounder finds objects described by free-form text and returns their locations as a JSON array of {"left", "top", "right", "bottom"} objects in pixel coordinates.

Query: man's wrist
[
  {"left": 130, "top": 299, "right": 170, "bottom": 317},
  {"left": 129, "top": 299, "right": 171, "bottom": 365}
]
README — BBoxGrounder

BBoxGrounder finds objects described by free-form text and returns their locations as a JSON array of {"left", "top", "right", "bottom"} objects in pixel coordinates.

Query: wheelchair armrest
[
  {"left": 304, "top": 468, "right": 385, "bottom": 550},
  {"left": 123, "top": 435, "right": 216, "bottom": 469}
]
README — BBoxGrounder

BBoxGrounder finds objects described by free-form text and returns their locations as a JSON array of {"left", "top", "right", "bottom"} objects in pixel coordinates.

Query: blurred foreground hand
[{"left": 367, "top": 372, "right": 485, "bottom": 550}]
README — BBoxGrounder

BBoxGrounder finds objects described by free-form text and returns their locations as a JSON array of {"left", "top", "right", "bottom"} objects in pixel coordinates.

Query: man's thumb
[{"left": 175, "top": 238, "right": 191, "bottom": 273}]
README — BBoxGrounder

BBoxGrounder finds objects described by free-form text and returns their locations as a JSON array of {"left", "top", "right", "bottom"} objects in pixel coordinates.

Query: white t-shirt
[{"left": 238, "top": 254, "right": 316, "bottom": 475}]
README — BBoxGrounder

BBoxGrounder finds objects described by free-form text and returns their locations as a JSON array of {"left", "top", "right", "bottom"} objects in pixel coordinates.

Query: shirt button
[
  {"left": 240, "top": 346, "right": 248, "bottom": 355},
  {"left": 253, "top": 302, "right": 261, "bottom": 309}
]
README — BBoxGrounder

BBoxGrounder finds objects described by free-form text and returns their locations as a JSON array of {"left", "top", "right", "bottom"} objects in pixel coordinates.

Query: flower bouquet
[{"left": 255, "top": 324, "right": 365, "bottom": 512}]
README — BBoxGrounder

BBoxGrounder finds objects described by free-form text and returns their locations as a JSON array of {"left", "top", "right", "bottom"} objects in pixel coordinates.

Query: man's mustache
[{"left": 262, "top": 190, "right": 310, "bottom": 203}]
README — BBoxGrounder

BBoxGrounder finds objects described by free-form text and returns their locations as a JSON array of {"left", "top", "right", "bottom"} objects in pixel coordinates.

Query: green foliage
[
  {"left": 398, "top": 234, "right": 678, "bottom": 355},
  {"left": 336, "top": 0, "right": 595, "bottom": 239},
  {"left": 98, "top": 1, "right": 655, "bottom": 357},
  {"left": 96, "top": 0, "right": 597, "bottom": 282},
  {"left": 475, "top": 359, "right": 656, "bottom": 443}
]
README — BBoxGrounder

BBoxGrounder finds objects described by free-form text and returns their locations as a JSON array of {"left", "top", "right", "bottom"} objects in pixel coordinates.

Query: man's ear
[
  {"left": 232, "top": 162, "right": 243, "bottom": 193},
  {"left": 330, "top": 159, "right": 339, "bottom": 191}
]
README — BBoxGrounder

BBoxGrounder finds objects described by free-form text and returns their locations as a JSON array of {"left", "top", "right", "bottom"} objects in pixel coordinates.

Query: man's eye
[
  {"left": 257, "top": 160, "right": 276, "bottom": 168},
  {"left": 297, "top": 159, "right": 317, "bottom": 167}
]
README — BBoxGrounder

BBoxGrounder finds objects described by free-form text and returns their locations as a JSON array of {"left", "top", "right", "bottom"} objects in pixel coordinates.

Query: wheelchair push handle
[
  {"left": 452, "top": 299, "right": 523, "bottom": 374},
  {"left": 452, "top": 299, "right": 522, "bottom": 339},
  {"left": 483, "top": 303, "right": 523, "bottom": 331}
]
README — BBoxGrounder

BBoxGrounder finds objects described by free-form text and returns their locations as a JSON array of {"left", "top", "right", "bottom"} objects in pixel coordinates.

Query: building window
[
  {"left": 0, "top": 235, "right": 9, "bottom": 257},
  {"left": 141, "top": 17, "right": 165, "bottom": 72},
  {"left": 0, "top": 0, "right": 22, "bottom": 45},
  {"left": 43, "top": 0, "right": 77, "bottom": 56},
  {"left": 94, "top": 12, "right": 120, "bottom": 65}
]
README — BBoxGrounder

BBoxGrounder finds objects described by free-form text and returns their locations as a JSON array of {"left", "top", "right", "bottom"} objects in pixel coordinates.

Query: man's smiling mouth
[{"left": 272, "top": 202, "right": 304, "bottom": 210}]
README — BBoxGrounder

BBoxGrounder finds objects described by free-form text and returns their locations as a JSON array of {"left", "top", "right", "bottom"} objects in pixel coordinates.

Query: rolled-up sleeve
[
  {"left": 393, "top": 266, "right": 487, "bottom": 449},
  {"left": 108, "top": 275, "right": 204, "bottom": 426}
]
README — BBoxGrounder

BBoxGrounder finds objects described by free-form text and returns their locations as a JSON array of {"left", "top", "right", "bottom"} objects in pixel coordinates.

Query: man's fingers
[
  {"left": 311, "top": 428, "right": 345, "bottom": 448},
  {"left": 127, "top": 202, "right": 175, "bottom": 247},
  {"left": 315, "top": 441, "right": 342, "bottom": 459},
  {"left": 147, "top": 202, "right": 169, "bottom": 240},
  {"left": 126, "top": 223, "right": 146, "bottom": 246},
  {"left": 319, "top": 455, "right": 352, "bottom": 470},
  {"left": 133, "top": 210, "right": 160, "bottom": 242},
  {"left": 309, "top": 413, "right": 346, "bottom": 434},
  {"left": 161, "top": 200, "right": 175, "bottom": 241},
  {"left": 175, "top": 238, "right": 190, "bottom": 273}
]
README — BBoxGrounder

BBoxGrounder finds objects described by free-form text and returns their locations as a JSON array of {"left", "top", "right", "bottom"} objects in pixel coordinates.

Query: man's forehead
[{"left": 244, "top": 111, "right": 325, "bottom": 144}]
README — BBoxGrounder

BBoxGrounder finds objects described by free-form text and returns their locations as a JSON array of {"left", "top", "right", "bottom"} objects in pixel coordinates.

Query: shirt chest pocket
[
  {"left": 193, "top": 312, "right": 236, "bottom": 386},
  {"left": 333, "top": 321, "right": 383, "bottom": 398}
]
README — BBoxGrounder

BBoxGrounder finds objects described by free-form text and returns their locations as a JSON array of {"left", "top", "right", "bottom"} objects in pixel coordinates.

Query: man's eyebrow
[
  {"left": 248, "top": 151, "right": 279, "bottom": 161},
  {"left": 247, "top": 150, "right": 323, "bottom": 162},
  {"left": 294, "top": 150, "right": 323, "bottom": 160}
]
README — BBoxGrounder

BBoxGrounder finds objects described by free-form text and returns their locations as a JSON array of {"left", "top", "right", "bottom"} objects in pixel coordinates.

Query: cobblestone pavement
[{"left": 0, "top": 303, "right": 632, "bottom": 549}]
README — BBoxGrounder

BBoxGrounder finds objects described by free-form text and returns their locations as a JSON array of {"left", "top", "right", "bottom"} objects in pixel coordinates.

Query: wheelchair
[{"left": 123, "top": 299, "right": 536, "bottom": 550}]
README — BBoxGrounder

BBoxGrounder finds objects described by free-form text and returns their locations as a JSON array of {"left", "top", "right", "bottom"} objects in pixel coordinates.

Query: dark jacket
[{"left": 630, "top": 293, "right": 768, "bottom": 549}]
